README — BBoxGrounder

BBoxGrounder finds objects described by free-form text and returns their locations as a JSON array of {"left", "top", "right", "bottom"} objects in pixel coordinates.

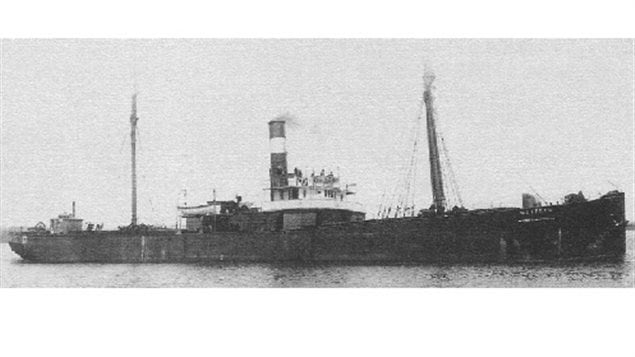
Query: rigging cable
[
  {"left": 393, "top": 80, "right": 427, "bottom": 218},
  {"left": 439, "top": 133, "right": 463, "bottom": 207}
]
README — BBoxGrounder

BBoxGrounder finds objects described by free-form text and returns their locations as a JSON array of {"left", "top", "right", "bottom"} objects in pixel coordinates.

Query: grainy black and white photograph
[
  {"left": 2, "top": 39, "right": 635, "bottom": 287},
  {"left": 1, "top": 38, "right": 633, "bottom": 288},
  {"left": 1, "top": 3, "right": 635, "bottom": 357}
]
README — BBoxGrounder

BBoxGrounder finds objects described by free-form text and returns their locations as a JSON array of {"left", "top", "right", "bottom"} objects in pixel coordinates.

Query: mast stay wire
[
  {"left": 378, "top": 75, "right": 464, "bottom": 216},
  {"left": 379, "top": 78, "right": 427, "bottom": 218},
  {"left": 398, "top": 92, "right": 424, "bottom": 217},
  {"left": 438, "top": 132, "right": 463, "bottom": 208},
  {"left": 404, "top": 84, "right": 426, "bottom": 214},
  {"left": 511, "top": 164, "right": 548, "bottom": 205}
]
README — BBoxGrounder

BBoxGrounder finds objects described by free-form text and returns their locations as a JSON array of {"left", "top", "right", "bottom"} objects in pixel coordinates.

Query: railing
[
  {"left": 178, "top": 204, "right": 221, "bottom": 216},
  {"left": 262, "top": 199, "right": 365, "bottom": 213}
]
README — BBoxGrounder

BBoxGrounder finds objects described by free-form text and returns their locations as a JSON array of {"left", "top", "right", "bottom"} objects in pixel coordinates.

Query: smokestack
[
  {"left": 72, "top": 201, "right": 76, "bottom": 218},
  {"left": 268, "top": 118, "right": 288, "bottom": 201}
]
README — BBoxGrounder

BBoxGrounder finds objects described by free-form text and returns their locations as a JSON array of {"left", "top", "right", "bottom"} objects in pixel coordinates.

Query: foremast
[
  {"left": 423, "top": 71, "right": 446, "bottom": 213},
  {"left": 130, "top": 93, "right": 139, "bottom": 226}
]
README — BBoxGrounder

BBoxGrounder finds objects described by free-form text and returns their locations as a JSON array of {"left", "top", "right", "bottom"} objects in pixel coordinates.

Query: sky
[{"left": 1, "top": 39, "right": 633, "bottom": 227}]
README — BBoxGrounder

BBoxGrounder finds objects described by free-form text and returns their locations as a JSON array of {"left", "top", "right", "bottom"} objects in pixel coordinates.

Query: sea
[{"left": 1, "top": 232, "right": 633, "bottom": 288}]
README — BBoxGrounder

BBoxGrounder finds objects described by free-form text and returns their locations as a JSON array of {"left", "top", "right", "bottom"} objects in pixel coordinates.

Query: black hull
[{"left": 9, "top": 193, "right": 626, "bottom": 264}]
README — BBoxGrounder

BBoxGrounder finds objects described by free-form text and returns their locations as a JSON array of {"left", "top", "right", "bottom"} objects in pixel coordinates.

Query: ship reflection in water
[{"left": 2, "top": 232, "right": 632, "bottom": 288}]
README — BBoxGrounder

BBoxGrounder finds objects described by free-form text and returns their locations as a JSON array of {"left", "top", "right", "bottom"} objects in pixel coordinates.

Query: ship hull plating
[{"left": 8, "top": 193, "right": 626, "bottom": 264}]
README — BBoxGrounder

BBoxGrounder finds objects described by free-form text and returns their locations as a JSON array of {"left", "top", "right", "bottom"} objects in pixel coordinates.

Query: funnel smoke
[
  {"left": 423, "top": 70, "right": 435, "bottom": 91},
  {"left": 274, "top": 112, "right": 300, "bottom": 129}
]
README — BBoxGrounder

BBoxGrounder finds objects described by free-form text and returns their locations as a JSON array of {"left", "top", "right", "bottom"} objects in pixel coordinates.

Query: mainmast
[
  {"left": 130, "top": 93, "right": 139, "bottom": 226},
  {"left": 423, "top": 71, "right": 446, "bottom": 213}
]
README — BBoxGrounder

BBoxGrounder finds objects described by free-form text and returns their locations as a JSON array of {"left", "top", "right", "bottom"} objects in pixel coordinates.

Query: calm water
[{"left": 1, "top": 232, "right": 633, "bottom": 288}]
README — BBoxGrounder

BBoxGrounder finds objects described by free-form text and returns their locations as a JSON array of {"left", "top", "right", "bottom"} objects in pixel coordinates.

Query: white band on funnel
[{"left": 270, "top": 137, "right": 286, "bottom": 153}]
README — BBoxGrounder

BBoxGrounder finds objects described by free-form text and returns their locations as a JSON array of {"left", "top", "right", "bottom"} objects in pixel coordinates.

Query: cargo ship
[{"left": 8, "top": 73, "right": 627, "bottom": 263}]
